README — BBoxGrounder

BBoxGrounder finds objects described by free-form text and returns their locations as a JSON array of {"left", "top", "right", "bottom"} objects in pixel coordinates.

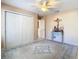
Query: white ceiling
[{"left": 2, "top": 0, "right": 78, "bottom": 16}]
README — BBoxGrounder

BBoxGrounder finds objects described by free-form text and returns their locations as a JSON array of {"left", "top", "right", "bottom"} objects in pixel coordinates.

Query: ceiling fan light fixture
[
  {"left": 40, "top": 1, "right": 48, "bottom": 12},
  {"left": 35, "top": 0, "right": 60, "bottom": 12},
  {"left": 41, "top": 7, "right": 48, "bottom": 12}
]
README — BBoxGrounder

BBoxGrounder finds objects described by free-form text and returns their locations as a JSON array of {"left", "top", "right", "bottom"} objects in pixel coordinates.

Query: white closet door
[
  {"left": 22, "top": 15, "right": 34, "bottom": 44},
  {"left": 6, "top": 12, "right": 34, "bottom": 48}
]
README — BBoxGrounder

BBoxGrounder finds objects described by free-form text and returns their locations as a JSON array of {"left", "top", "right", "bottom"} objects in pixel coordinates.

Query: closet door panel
[
  {"left": 6, "top": 12, "right": 23, "bottom": 48},
  {"left": 22, "top": 15, "right": 34, "bottom": 45}
]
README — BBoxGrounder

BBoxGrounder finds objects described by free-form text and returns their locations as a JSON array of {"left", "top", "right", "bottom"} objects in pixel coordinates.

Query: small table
[{"left": 52, "top": 31, "right": 64, "bottom": 43}]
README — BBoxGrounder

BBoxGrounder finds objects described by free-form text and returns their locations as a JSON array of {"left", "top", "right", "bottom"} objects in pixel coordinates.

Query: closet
[{"left": 4, "top": 11, "right": 34, "bottom": 48}]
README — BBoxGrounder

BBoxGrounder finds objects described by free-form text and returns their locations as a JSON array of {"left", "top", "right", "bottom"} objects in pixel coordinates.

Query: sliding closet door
[
  {"left": 6, "top": 12, "right": 34, "bottom": 48},
  {"left": 22, "top": 14, "right": 34, "bottom": 44}
]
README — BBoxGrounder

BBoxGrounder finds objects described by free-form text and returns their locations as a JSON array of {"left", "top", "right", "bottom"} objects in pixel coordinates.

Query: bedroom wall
[{"left": 46, "top": 9, "right": 78, "bottom": 46}]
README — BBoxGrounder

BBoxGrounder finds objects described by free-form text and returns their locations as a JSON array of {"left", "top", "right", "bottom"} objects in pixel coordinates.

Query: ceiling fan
[{"left": 34, "top": 0, "right": 60, "bottom": 12}]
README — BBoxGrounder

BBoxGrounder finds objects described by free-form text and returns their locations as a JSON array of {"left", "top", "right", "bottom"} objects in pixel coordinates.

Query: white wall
[
  {"left": 46, "top": 10, "right": 78, "bottom": 46},
  {"left": 1, "top": 10, "right": 6, "bottom": 48}
]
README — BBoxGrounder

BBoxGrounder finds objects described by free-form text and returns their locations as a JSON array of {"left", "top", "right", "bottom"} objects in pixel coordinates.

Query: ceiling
[{"left": 2, "top": 0, "right": 78, "bottom": 16}]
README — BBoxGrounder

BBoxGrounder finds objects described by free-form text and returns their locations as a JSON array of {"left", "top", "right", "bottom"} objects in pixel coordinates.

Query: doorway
[{"left": 38, "top": 18, "right": 45, "bottom": 39}]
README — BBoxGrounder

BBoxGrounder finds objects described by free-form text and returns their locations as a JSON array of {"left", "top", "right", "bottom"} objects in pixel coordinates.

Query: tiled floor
[{"left": 2, "top": 40, "right": 78, "bottom": 59}]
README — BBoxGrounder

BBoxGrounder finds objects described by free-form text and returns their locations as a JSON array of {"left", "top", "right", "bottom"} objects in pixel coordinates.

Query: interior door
[
  {"left": 6, "top": 11, "right": 34, "bottom": 48},
  {"left": 38, "top": 19, "right": 45, "bottom": 39}
]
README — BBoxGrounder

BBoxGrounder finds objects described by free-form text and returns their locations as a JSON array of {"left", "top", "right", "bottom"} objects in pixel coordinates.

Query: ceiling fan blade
[
  {"left": 48, "top": 1, "right": 59, "bottom": 6},
  {"left": 31, "top": 3, "right": 40, "bottom": 8}
]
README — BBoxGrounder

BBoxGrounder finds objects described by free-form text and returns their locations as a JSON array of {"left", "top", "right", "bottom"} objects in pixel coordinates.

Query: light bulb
[{"left": 41, "top": 7, "right": 48, "bottom": 12}]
